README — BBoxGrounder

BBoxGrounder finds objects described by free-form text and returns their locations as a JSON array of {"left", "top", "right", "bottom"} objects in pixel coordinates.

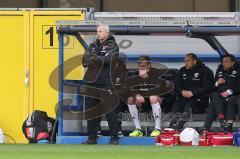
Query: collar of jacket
[
  {"left": 219, "top": 63, "right": 238, "bottom": 73},
  {"left": 95, "top": 34, "right": 116, "bottom": 46},
  {"left": 184, "top": 62, "right": 205, "bottom": 71}
]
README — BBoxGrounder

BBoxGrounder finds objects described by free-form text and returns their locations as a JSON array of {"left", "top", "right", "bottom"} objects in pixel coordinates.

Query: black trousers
[
  {"left": 170, "top": 97, "right": 208, "bottom": 129},
  {"left": 172, "top": 96, "right": 208, "bottom": 114},
  {"left": 203, "top": 92, "right": 237, "bottom": 130},
  {"left": 233, "top": 96, "right": 240, "bottom": 121},
  {"left": 85, "top": 84, "right": 119, "bottom": 139},
  {"left": 96, "top": 100, "right": 123, "bottom": 133}
]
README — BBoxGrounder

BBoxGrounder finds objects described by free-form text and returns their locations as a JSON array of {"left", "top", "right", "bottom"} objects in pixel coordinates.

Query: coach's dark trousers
[{"left": 85, "top": 84, "right": 119, "bottom": 139}]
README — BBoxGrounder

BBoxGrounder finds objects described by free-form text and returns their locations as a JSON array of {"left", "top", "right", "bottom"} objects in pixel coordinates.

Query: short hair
[
  {"left": 222, "top": 54, "right": 236, "bottom": 62},
  {"left": 97, "top": 23, "right": 110, "bottom": 33},
  {"left": 186, "top": 53, "right": 198, "bottom": 61},
  {"left": 138, "top": 55, "right": 151, "bottom": 64}
]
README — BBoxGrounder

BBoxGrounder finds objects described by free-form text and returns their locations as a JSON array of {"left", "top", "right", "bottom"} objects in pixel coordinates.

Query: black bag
[{"left": 22, "top": 110, "right": 55, "bottom": 143}]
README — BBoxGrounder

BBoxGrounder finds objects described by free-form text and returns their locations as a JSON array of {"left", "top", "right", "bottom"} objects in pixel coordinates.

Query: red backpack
[
  {"left": 210, "top": 132, "right": 233, "bottom": 146},
  {"left": 156, "top": 128, "right": 180, "bottom": 146},
  {"left": 199, "top": 131, "right": 233, "bottom": 146}
]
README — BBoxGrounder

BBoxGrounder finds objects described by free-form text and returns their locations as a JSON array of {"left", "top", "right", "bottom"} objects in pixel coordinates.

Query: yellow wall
[
  {"left": 0, "top": 9, "right": 85, "bottom": 143},
  {"left": 30, "top": 10, "right": 85, "bottom": 119},
  {"left": 0, "top": 11, "right": 29, "bottom": 143}
]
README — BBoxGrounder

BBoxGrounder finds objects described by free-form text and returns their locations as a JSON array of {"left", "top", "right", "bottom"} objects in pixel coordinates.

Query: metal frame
[{"left": 57, "top": 20, "right": 240, "bottom": 137}]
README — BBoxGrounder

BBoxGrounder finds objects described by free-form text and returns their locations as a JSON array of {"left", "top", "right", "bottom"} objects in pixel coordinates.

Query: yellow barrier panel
[
  {"left": 29, "top": 10, "right": 85, "bottom": 121},
  {"left": 0, "top": 10, "right": 29, "bottom": 143},
  {"left": 0, "top": 9, "right": 86, "bottom": 143}
]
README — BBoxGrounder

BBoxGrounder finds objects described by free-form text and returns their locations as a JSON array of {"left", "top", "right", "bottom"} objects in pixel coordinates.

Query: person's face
[
  {"left": 97, "top": 26, "right": 109, "bottom": 42},
  {"left": 222, "top": 57, "right": 234, "bottom": 70},
  {"left": 184, "top": 55, "right": 196, "bottom": 69},
  {"left": 138, "top": 60, "right": 150, "bottom": 72}
]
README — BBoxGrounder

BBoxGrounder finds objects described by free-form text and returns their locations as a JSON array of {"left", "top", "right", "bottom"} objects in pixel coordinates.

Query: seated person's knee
[
  {"left": 127, "top": 97, "right": 136, "bottom": 105},
  {"left": 150, "top": 95, "right": 161, "bottom": 104}
]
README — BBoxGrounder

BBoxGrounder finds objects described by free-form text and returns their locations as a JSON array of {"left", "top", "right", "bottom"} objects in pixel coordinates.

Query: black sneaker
[
  {"left": 219, "top": 119, "right": 227, "bottom": 128},
  {"left": 118, "top": 131, "right": 124, "bottom": 137},
  {"left": 223, "top": 123, "right": 233, "bottom": 133},
  {"left": 196, "top": 127, "right": 209, "bottom": 134},
  {"left": 169, "top": 119, "right": 178, "bottom": 129},
  {"left": 82, "top": 137, "right": 97, "bottom": 145},
  {"left": 109, "top": 136, "right": 119, "bottom": 145},
  {"left": 97, "top": 130, "right": 102, "bottom": 136},
  {"left": 169, "top": 120, "right": 185, "bottom": 131}
]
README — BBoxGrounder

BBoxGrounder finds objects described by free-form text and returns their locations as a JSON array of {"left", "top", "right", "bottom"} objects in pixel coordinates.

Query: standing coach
[{"left": 82, "top": 24, "right": 121, "bottom": 145}]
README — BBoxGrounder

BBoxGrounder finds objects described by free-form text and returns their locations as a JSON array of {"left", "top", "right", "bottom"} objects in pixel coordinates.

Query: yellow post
[
  {"left": 29, "top": 9, "right": 85, "bottom": 119},
  {"left": 0, "top": 10, "right": 29, "bottom": 143}
]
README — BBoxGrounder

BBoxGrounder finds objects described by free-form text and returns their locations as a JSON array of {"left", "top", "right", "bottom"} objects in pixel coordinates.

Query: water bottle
[{"left": 192, "top": 132, "right": 199, "bottom": 146}]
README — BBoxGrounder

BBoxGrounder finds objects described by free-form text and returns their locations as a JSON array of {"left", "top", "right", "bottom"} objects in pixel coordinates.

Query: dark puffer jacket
[
  {"left": 82, "top": 35, "right": 119, "bottom": 86},
  {"left": 175, "top": 62, "right": 214, "bottom": 98},
  {"left": 214, "top": 63, "right": 240, "bottom": 95}
]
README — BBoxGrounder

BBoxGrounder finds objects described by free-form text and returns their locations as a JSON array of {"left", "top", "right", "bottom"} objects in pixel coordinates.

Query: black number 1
[{"left": 46, "top": 27, "right": 54, "bottom": 46}]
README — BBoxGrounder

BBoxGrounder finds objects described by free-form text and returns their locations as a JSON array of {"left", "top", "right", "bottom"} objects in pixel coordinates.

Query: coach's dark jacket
[
  {"left": 214, "top": 63, "right": 240, "bottom": 95},
  {"left": 175, "top": 62, "right": 214, "bottom": 98},
  {"left": 82, "top": 35, "right": 120, "bottom": 86}
]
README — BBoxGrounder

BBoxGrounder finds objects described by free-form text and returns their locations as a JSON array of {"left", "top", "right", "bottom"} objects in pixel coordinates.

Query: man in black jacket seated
[
  {"left": 82, "top": 24, "right": 121, "bottom": 145},
  {"left": 169, "top": 53, "right": 214, "bottom": 130},
  {"left": 203, "top": 54, "right": 240, "bottom": 132}
]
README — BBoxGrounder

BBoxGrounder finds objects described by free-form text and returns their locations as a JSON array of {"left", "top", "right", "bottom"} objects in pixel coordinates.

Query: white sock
[
  {"left": 151, "top": 103, "right": 161, "bottom": 130},
  {"left": 128, "top": 104, "right": 141, "bottom": 130}
]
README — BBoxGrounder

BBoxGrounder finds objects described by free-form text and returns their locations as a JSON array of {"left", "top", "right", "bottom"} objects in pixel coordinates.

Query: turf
[{"left": 0, "top": 144, "right": 239, "bottom": 159}]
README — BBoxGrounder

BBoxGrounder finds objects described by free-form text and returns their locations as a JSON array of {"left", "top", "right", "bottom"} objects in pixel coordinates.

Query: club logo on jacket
[
  {"left": 230, "top": 70, "right": 237, "bottom": 78},
  {"left": 194, "top": 73, "right": 199, "bottom": 78},
  {"left": 192, "top": 72, "right": 200, "bottom": 80},
  {"left": 182, "top": 73, "right": 186, "bottom": 80},
  {"left": 217, "top": 71, "right": 223, "bottom": 77}
]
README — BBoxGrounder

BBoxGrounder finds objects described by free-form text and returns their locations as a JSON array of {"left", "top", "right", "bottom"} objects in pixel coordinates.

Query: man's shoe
[
  {"left": 150, "top": 129, "right": 161, "bottom": 137},
  {"left": 169, "top": 120, "right": 185, "bottom": 131},
  {"left": 169, "top": 119, "right": 178, "bottom": 129},
  {"left": 129, "top": 129, "right": 143, "bottom": 137},
  {"left": 219, "top": 119, "right": 227, "bottom": 128},
  {"left": 109, "top": 136, "right": 119, "bottom": 145},
  {"left": 97, "top": 130, "right": 102, "bottom": 136},
  {"left": 223, "top": 123, "right": 233, "bottom": 133},
  {"left": 82, "top": 138, "right": 97, "bottom": 145},
  {"left": 196, "top": 127, "right": 209, "bottom": 134},
  {"left": 118, "top": 131, "right": 124, "bottom": 137}
]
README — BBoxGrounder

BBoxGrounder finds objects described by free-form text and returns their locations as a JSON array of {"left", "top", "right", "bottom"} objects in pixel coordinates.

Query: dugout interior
[{"left": 56, "top": 12, "right": 240, "bottom": 141}]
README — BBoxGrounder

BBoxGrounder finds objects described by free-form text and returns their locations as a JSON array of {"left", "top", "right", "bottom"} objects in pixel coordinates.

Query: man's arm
[
  {"left": 229, "top": 69, "right": 240, "bottom": 95},
  {"left": 174, "top": 69, "right": 184, "bottom": 97},
  {"left": 99, "top": 41, "right": 119, "bottom": 66},
  {"left": 192, "top": 67, "right": 214, "bottom": 96},
  {"left": 213, "top": 65, "right": 224, "bottom": 88},
  {"left": 82, "top": 43, "right": 97, "bottom": 67}
]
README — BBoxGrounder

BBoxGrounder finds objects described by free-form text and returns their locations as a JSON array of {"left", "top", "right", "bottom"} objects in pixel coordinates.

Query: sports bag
[
  {"left": 22, "top": 110, "right": 55, "bottom": 143},
  {"left": 210, "top": 132, "right": 233, "bottom": 146},
  {"left": 156, "top": 128, "right": 180, "bottom": 146}
]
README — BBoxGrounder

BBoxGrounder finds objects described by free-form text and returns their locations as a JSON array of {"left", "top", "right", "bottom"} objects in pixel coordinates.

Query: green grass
[{"left": 0, "top": 144, "right": 239, "bottom": 159}]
